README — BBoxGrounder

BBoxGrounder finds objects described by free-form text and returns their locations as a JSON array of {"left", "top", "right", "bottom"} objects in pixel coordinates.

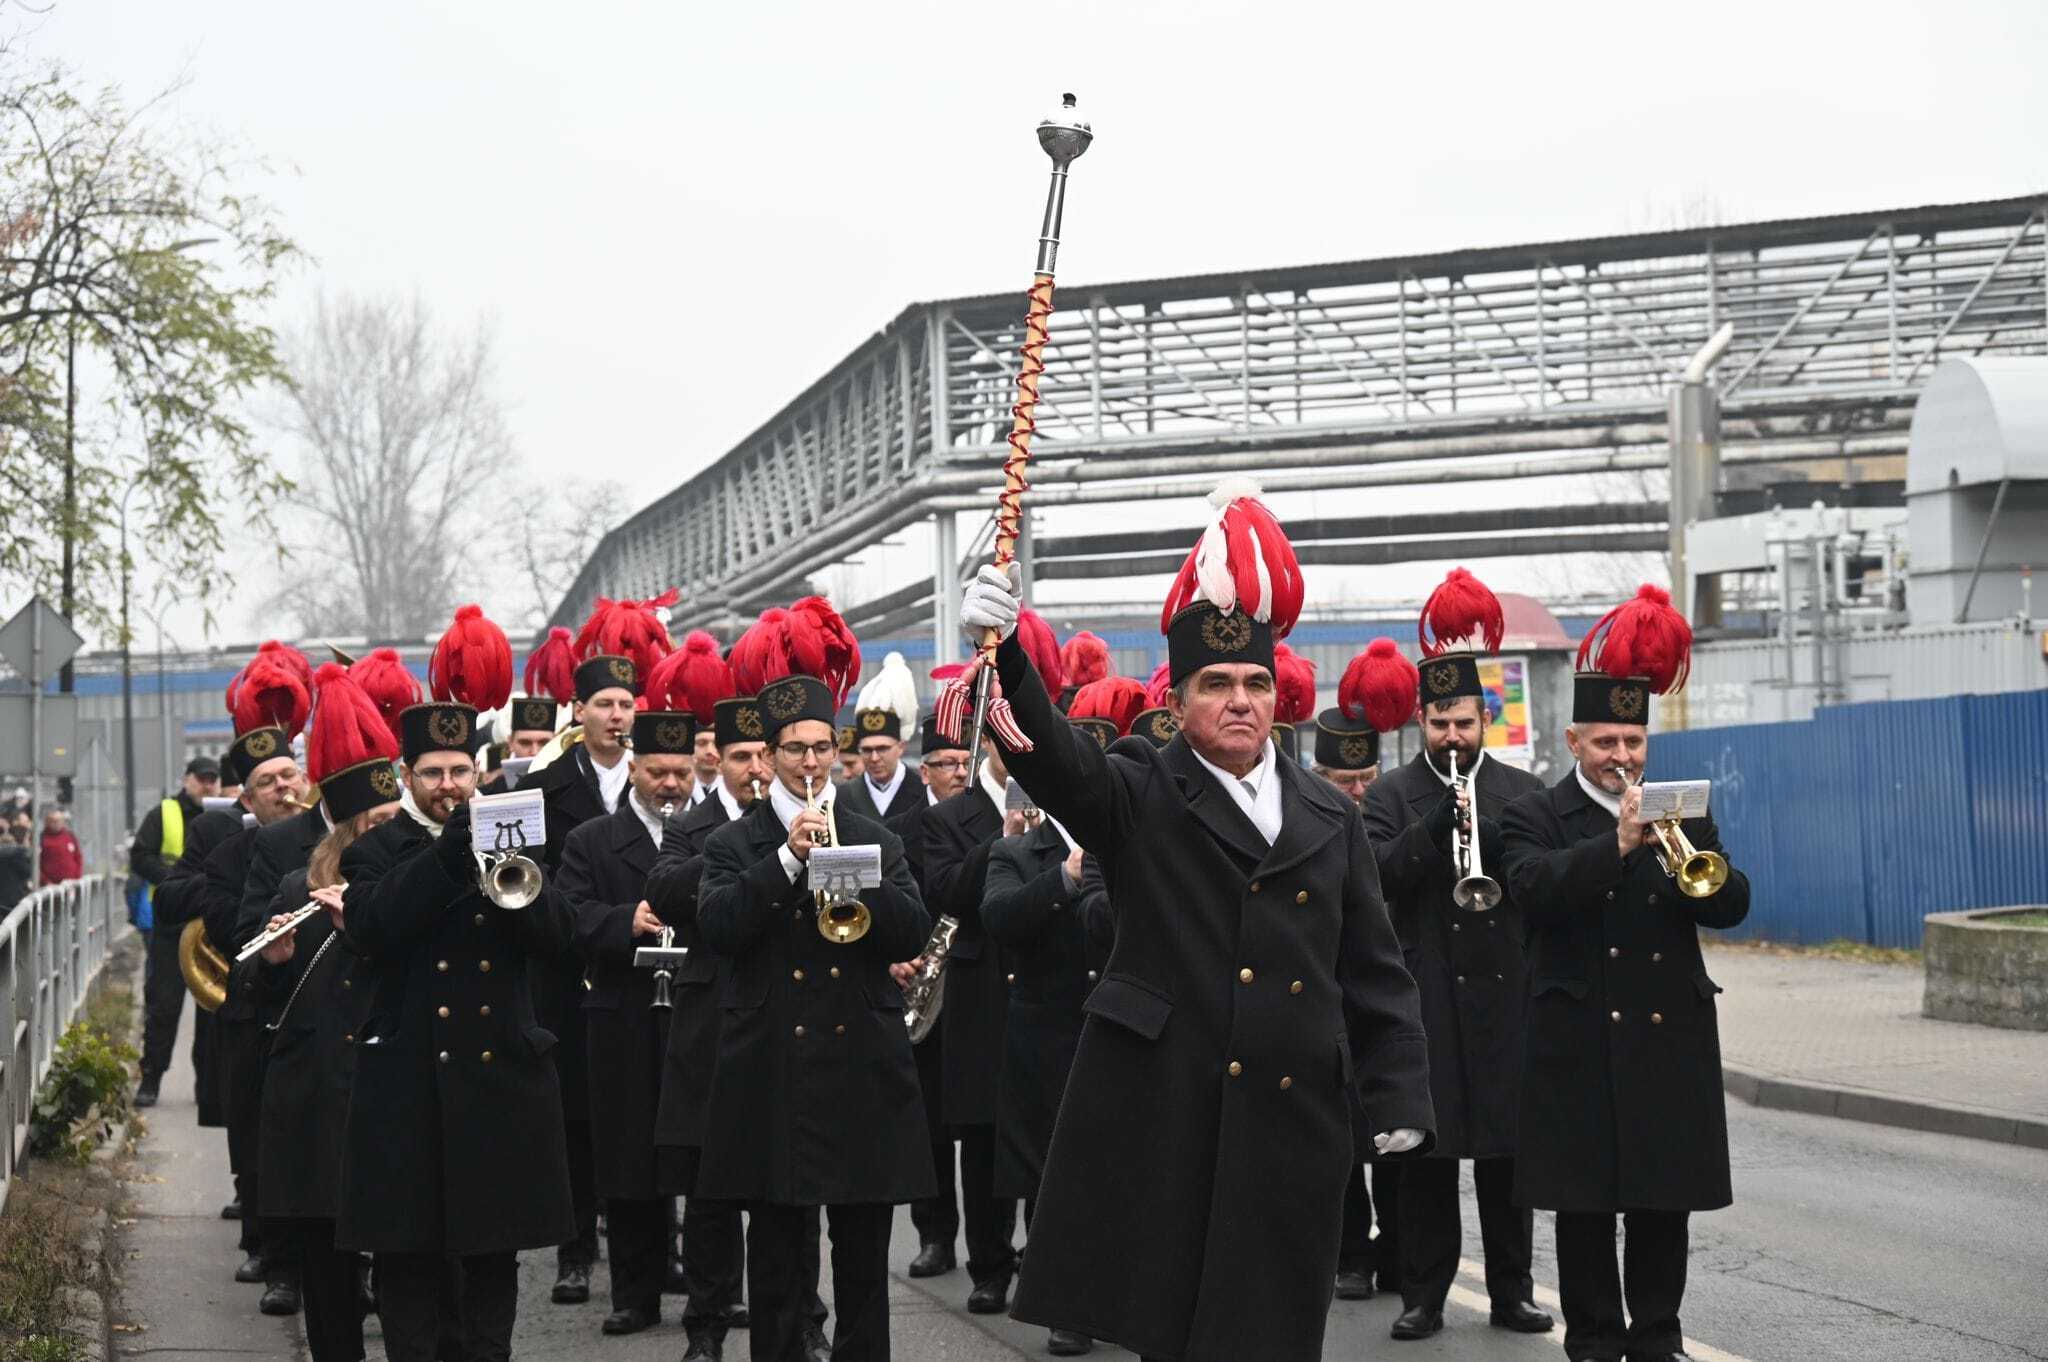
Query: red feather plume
[
  {"left": 929, "top": 662, "right": 968, "bottom": 686},
  {"left": 1272, "top": 643, "right": 1319, "bottom": 724},
  {"left": 1143, "top": 659, "right": 1174, "bottom": 708},
  {"left": 307, "top": 663, "right": 399, "bottom": 785},
  {"left": 1576, "top": 584, "right": 1693, "bottom": 694},
  {"left": 1015, "top": 609, "right": 1065, "bottom": 698},
  {"left": 1419, "top": 567, "right": 1505, "bottom": 657},
  {"left": 524, "top": 627, "right": 578, "bottom": 706},
  {"left": 1339, "top": 638, "right": 1420, "bottom": 734},
  {"left": 1068, "top": 675, "right": 1146, "bottom": 735},
  {"left": 227, "top": 640, "right": 312, "bottom": 739},
  {"left": 428, "top": 605, "right": 512, "bottom": 712},
  {"left": 644, "top": 630, "right": 734, "bottom": 718},
  {"left": 729, "top": 600, "right": 863, "bottom": 705},
  {"left": 574, "top": 589, "right": 679, "bottom": 680},
  {"left": 348, "top": 647, "right": 420, "bottom": 748},
  {"left": 1059, "top": 631, "right": 1112, "bottom": 692},
  {"left": 1159, "top": 480, "right": 1306, "bottom": 640}
]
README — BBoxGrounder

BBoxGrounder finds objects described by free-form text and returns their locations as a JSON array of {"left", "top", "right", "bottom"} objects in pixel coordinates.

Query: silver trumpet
[
  {"left": 1449, "top": 749, "right": 1503, "bottom": 913},
  {"left": 475, "top": 819, "right": 542, "bottom": 909},
  {"left": 644, "top": 800, "right": 684, "bottom": 1010}
]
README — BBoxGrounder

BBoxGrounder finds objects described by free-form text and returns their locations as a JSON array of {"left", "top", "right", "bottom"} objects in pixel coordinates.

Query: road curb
[{"left": 1722, "top": 1062, "right": 2048, "bottom": 1150}]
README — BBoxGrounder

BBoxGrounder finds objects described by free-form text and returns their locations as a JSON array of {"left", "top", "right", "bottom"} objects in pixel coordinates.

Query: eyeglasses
[
  {"left": 248, "top": 764, "right": 304, "bottom": 793},
  {"left": 922, "top": 757, "right": 968, "bottom": 773},
  {"left": 413, "top": 764, "right": 476, "bottom": 785},
  {"left": 777, "top": 741, "right": 840, "bottom": 761}
]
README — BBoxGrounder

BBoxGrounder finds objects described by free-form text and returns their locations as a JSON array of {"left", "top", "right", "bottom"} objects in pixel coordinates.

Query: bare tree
[
  {"left": 510, "top": 474, "right": 627, "bottom": 632},
  {"left": 268, "top": 294, "right": 509, "bottom": 638}
]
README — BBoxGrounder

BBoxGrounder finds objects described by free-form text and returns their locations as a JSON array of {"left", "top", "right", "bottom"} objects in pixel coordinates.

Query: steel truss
[{"left": 555, "top": 195, "right": 2046, "bottom": 634}]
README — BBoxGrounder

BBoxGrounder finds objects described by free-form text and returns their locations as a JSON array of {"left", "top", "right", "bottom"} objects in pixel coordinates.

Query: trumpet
[
  {"left": 236, "top": 896, "right": 333, "bottom": 963},
  {"left": 1619, "top": 768, "right": 1729, "bottom": 899},
  {"left": 648, "top": 800, "right": 681, "bottom": 1009},
  {"left": 472, "top": 817, "right": 542, "bottom": 909},
  {"left": 804, "top": 776, "right": 871, "bottom": 945},
  {"left": 1448, "top": 749, "right": 1502, "bottom": 912}
]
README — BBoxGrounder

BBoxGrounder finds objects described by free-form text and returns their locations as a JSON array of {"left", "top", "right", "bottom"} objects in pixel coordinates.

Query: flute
[{"left": 235, "top": 898, "right": 330, "bottom": 963}]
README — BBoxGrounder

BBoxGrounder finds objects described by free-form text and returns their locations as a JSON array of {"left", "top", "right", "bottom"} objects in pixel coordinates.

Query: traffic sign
[{"left": 0, "top": 597, "right": 85, "bottom": 683}]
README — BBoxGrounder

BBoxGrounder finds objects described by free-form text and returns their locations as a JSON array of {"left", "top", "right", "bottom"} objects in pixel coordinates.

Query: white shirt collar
[
  {"left": 976, "top": 759, "right": 1009, "bottom": 812},
  {"left": 864, "top": 763, "right": 907, "bottom": 807},
  {"left": 767, "top": 775, "right": 832, "bottom": 832},
  {"left": 714, "top": 777, "right": 744, "bottom": 822},
  {"left": 1574, "top": 764, "right": 1623, "bottom": 817},
  {"left": 629, "top": 790, "right": 669, "bottom": 847},
  {"left": 589, "top": 746, "right": 630, "bottom": 812},
  {"left": 399, "top": 787, "right": 443, "bottom": 839},
  {"left": 1190, "top": 738, "right": 1283, "bottom": 845},
  {"left": 1426, "top": 745, "right": 1487, "bottom": 788},
  {"left": 688, "top": 778, "right": 710, "bottom": 807},
  {"left": 927, "top": 784, "right": 940, "bottom": 807}
]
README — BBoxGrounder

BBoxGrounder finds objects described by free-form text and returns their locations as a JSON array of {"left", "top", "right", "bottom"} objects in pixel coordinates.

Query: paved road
[{"left": 118, "top": 998, "right": 2048, "bottom": 1362}]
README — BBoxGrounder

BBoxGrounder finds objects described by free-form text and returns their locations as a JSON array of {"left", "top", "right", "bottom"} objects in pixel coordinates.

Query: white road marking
[{"left": 1456, "top": 1258, "right": 1753, "bottom": 1362}]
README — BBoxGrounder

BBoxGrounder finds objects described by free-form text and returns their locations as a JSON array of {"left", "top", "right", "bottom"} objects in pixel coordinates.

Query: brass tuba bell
[{"left": 178, "top": 918, "right": 229, "bottom": 1013}]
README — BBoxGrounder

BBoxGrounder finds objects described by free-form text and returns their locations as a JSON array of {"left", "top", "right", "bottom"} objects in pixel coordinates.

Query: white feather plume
[
  {"left": 856, "top": 650, "right": 920, "bottom": 727},
  {"left": 1191, "top": 476, "right": 1274, "bottom": 620}
]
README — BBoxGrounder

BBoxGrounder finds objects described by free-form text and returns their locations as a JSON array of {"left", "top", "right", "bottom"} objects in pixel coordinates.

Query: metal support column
[{"left": 931, "top": 511, "right": 960, "bottom": 667}]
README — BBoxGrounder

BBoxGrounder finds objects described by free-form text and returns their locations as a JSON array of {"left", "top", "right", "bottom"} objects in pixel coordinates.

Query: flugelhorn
[
  {"left": 804, "top": 776, "right": 871, "bottom": 945},
  {"left": 1448, "top": 749, "right": 1502, "bottom": 912}
]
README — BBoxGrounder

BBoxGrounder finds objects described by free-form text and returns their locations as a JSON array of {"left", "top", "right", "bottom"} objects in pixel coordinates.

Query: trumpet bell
[
  {"left": 817, "top": 899, "right": 872, "bottom": 945},
  {"left": 484, "top": 853, "right": 543, "bottom": 910},
  {"left": 1652, "top": 821, "right": 1728, "bottom": 898},
  {"left": 178, "top": 918, "right": 229, "bottom": 1013},
  {"left": 1452, "top": 874, "right": 1503, "bottom": 913}
]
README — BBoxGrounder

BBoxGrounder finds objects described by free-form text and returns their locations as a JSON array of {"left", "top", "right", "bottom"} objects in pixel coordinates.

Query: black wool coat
[
  {"left": 335, "top": 815, "right": 576, "bottom": 1254},
  {"left": 1363, "top": 752, "right": 1544, "bottom": 1159},
  {"left": 237, "top": 807, "right": 325, "bottom": 946},
  {"left": 644, "top": 791, "right": 737, "bottom": 1168},
  {"left": 980, "top": 827, "right": 1113, "bottom": 1200},
  {"left": 528, "top": 744, "right": 616, "bottom": 1123},
  {"left": 922, "top": 783, "right": 1007, "bottom": 1127},
  {"left": 694, "top": 798, "right": 936, "bottom": 1207},
  {"left": 990, "top": 633, "right": 1435, "bottom": 1362},
  {"left": 557, "top": 802, "right": 666, "bottom": 1201},
  {"left": 835, "top": 771, "right": 922, "bottom": 825},
  {"left": 1499, "top": 772, "right": 1751, "bottom": 1214},
  {"left": 257, "top": 866, "right": 371, "bottom": 1221},
  {"left": 193, "top": 824, "right": 261, "bottom": 1024}
]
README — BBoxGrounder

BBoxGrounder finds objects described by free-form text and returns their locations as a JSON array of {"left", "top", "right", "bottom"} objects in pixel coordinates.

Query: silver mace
[{"left": 965, "top": 93, "right": 1094, "bottom": 775}]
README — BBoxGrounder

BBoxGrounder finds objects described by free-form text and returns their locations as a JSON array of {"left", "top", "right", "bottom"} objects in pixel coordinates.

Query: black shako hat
[
  {"left": 1416, "top": 652, "right": 1485, "bottom": 708},
  {"left": 714, "top": 696, "right": 766, "bottom": 749},
  {"left": 399, "top": 702, "right": 479, "bottom": 765},
  {"left": 853, "top": 706, "right": 902, "bottom": 743},
  {"left": 1572, "top": 673, "right": 1651, "bottom": 725},
  {"left": 575, "top": 654, "right": 639, "bottom": 704},
  {"left": 1131, "top": 706, "right": 1179, "bottom": 749},
  {"left": 1165, "top": 601, "right": 1276, "bottom": 686},
  {"left": 1313, "top": 708, "right": 1380, "bottom": 770},
  {"left": 918, "top": 711, "right": 968, "bottom": 757},
  {"left": 224, "top": 726, "right": 290, "bottom": 786},
  {"left": 632, "top": 710, "right": 697, "bottom": 757},
  {"left": 509, "top": 696, "right": 559, "bottom": 736},
  {"left": 321, "top": 758, "right": 401, "bottom": 823},
  {"left": 757, "top": 676, "right": 839, "bottom": 743},
  {"left": 1271, "top": 723, "right": 1299, "bottom": 763},
  {"left": 1071, "top": 717, "right": 1118, "bottom": 750}
]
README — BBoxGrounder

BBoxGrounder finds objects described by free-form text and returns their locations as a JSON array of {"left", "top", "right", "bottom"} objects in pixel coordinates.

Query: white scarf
[
  {"left": 400, "top": 787, "right": 444, "bottom": 839},
  {"left": 1574, "top": 764, "right": 1623, "bottom": 818}
]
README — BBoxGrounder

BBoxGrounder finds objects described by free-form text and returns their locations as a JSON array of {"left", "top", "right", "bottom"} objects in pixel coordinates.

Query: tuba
[
  {"left": 805, "top": 776, "right": 871, "bottom": 944},
  {"left": 179, "top": 918, "right": 229, "bottom": 1013}
]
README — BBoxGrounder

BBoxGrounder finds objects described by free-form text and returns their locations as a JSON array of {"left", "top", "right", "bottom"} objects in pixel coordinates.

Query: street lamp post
[{"left": 118, "top": 484, "right": 139, "bottom": 826}]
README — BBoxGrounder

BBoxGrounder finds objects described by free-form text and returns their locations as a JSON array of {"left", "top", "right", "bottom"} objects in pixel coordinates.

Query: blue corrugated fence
[{"left": 1649, "top": 689, "right": 2048, "bottom": 947}]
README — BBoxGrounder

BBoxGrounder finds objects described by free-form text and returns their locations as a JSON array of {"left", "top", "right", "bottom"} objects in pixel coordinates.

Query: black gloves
[
  {"left": 1425, "top": 791, "right": 1460, "bottom": 852},
  {"left": 433, "top": 802, "right": 475, "bottom": 876}
]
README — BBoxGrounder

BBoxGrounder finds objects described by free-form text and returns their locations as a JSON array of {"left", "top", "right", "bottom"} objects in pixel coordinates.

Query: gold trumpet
[
  {"left": 1619, "top": 767, "right": 1729, "bottom": 899},
  {"left": 804, "top": 776, "right": 871, "bottom": 945}
]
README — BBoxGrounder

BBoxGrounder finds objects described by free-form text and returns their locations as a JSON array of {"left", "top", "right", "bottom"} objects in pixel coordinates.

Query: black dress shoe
[
  {"left": 1490, "top": 1299, "right": 1555, "bottom": 1332},
  {"left": 682, "top": 1336, "right": 724, "bottom": 1361},
  {"left": 665, "top": 1256, "right": 689, "bottom": 1294},
  {"left": 135, "top": 1075, "right": 160, "bottom": 1108},
  {"left": 234, "top": 1254, "right": 266, "bottom": 1283},
  {"left": 723, "top": 1300, "right": 749, "bottom": 1329},
  {"left": 550, "top": 1265, "right": 591, "bottom": 1304},
  {"left": 1627, "top": 1353, "right": 1696, "bottom": 1362},
  {"left": 1048, "top": 1329, "right": 1094, "bottom": 1355},
  {"left": 1390, "top": 1304, "right": 1444, "bottom": 1340},
  {"left": 602, "top": 1306, "right": 658, "bottom": 1335},
  {"left": 1333, "top": 1267, "right": 1376, "bottom": 1300},
  {"left": 909, "top": 1241, "right": 956, "bottom": 1277},
  {"left": 259, "top": 1281, "right": 301, "bottom": 1316},
  {"left": 967, "top": 1271, "right": 1013, "bottom": 1314},
  {"left": 220, "top": 1198, "right": 242, "bottom": 1221},
  {"left": 801, "top": 1321, "right": 833, "bottom": 1361}
]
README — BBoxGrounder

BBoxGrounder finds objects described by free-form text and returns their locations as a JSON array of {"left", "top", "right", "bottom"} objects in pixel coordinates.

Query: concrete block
[{"left": 1922, "top": 908, "right": 2048, "bottom": 1031}]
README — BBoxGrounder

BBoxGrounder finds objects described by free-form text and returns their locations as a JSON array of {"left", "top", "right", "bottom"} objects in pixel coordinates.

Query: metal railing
[
  {"left": 551, "top": 193, "right": 2046, "bottom": 633},
  {"left": 0, "top": 874, "right": 124, "bottom": 1214}
]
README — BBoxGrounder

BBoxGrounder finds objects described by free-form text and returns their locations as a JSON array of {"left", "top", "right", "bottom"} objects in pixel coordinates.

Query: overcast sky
[{"left": 18, "top": 0, "right": 2047, "bottom": 646}]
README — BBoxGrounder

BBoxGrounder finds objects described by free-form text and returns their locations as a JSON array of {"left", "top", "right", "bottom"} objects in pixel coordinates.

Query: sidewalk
[{"left": 1705, "top": 943, "right": 2048, "bottom": 1149}]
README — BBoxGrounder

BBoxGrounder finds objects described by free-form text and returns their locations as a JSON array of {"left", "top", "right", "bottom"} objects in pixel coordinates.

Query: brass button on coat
[
  {"left": 479, "top": 1005, "right": 491, "bottom": 1017},
  {"left": 1652, "top": 952, "right": 1664, "bottom": 963},
  {"left": 481, "top": 1050, "right": 493, "bottom": 1062},
  {"left": 794, "top": 1025, "right": 806, "bottom": 1038},
  {"left": 437, "top": 1051, "right": 450, "bottom": 1063},
  {"left": 1279, "top": 1076, "right": 1293, "bottom": 1090},
  {"left": 1609, "top": 947, "right": 1621, "bottom": 958},
  {"left": 1007, "top": 973, "right": 1017, "bottom": 984},
  {"left": 1239, "top": 968, "right": 1254, "bottom": 984},
  {"left": 1651, "top": 1013, "right": 1664, "bottom": 1025},
  {"left": 436, "top": 960, "right": 449, "bottom": 973},
  {"left": 1087, "top": 970, "right": 1100, "bottom": 982},
  {"left": 1648, "top": 893, "right": 1660, "bottom": 904},
  {"left": 478, "top": 959, "right": 491, "bottom": 972},
  {"left": 1249, "top": 881, "right": 1262, "bottom": 894},
  {"left": 829, "top": 967, "right": 841, "bottom": 979},
  {"left": 1610, "top": 1011, "right": 1622, "bottom": 1023},
  {"left": 1456, "top": 975, "right": 1467, "bottom": 985},
  {"left": 1289, "top": 980, "right": 1303, "bottom": 995},
  {"left": 835, "top": 1024, "right": 846, "bottom": 1035},
  {"left": 474, "top": 914, "right": 487, "bottom": 927},
  {"left": 1227, "top": 1061, "right": 1243, "bottom": 1077},
  {"left": 793, "top": 969, "right": 805, "bottom": 982},
  {"left": 1295, "top": 891, "right": 1308, "bottom": 904},
  {"left": 1606, "top": 890, "right": 1616, "bottom": 901},
  {"left": 344, "top": 1032, "right": 354, "bottom": 1043},
  {"left": 437, "top": 1006, "right": 450, "bottom": 1019},
  {"left": 1451, "top": 922, "right": 1461, "bottom": 933}
]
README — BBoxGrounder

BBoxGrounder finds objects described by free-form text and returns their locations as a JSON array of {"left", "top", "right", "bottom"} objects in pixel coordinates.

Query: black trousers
[
  {"left": 280, "top": 1218, "right": 362, "bottom": 1362},
  {"left": 1397, "top": 1157, "right": 1532, "bottom": 1310},
  {"left": 140, "top": 927, "right": 189, "bottom": 1077},
  {"left": 605, "top": 1196, "right": 668, "bottom": 1315},
  {"left": 377, "top": 1250, "right": 518, "bottom": 1362},
  {"left": 909, "top": 1030, "right": 958, "bottom": 1248},
  {"left": 1553, "top": 1210, "right": 1689, "bottom": 1362},
  {"left": 1338, "top": 1161, "right": 1402, "bottom": 1283},
  {"left": 219, "top": 1015, "right": 289, "bottom": 1275},
  {"left": 957, "top": 1123, "right": 1018, "bottom": 1283},
  {"left": 751, "top": 1202, "right": 889, "bottom": 1362},
  {"left": 557, "top": 1119, "right": 598, "bottom": 1271},
  {"left": 682, "top": 1197, "right": 746, "bottom": 1341}
]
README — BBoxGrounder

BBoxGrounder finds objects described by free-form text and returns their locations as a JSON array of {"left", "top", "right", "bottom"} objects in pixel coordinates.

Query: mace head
[{"left": 1037, "top": 92, "right": 1093, "bottom": 167}]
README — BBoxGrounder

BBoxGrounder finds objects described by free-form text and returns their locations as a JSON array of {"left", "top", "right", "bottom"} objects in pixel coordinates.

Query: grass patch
[
  {"left": 1707, "top": 937, "right": 1922, "bottom": 966},
  {"left": 0, "top": 1199, "right": 89, "bottom": 1362},
  {"left": 1990, "top": 910, "right": 2048, "bottom": 929}
]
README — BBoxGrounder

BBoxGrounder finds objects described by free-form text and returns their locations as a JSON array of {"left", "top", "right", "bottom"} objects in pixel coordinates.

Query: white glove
[
  {"left": 1373, "top": 1128, "right": 1424, "bottom": 1156},
  {"left": 960, "top": 562, "right": 1022, "bottom": 642}
]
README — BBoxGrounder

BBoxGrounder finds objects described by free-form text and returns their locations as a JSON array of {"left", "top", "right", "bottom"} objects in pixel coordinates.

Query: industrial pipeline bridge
[{"left": 553, "top": 194, "right": 2046, "bottom": 639}]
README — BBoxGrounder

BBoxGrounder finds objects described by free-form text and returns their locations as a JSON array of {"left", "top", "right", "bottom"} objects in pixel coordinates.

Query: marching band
[{"left": 153, "top": 483, "right": 1746, "bottom": 1362}]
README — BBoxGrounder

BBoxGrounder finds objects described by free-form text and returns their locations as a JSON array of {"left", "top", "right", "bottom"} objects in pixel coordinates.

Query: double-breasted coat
[
  {"left": 990, "top": 633, "right": 1435, "bottom": 1362},
  {"left": 835, "top": 771, "right": 922, "bottom": 825},
  {"left": 528, "top": 744, "right": 615, "bottom": 1124},
  {"left": 694, "top": 798, "right": 936, "bottom": 1207},
  {"left": 557, "top": 802, "right": 666, "bottom": 1201},
  {"left": 256, "top": 866, "right": 371, "bottom": 1221},
  {"left": 644, "top": 791, "right": 737, "bottom": 1177},
  {"left": 1363, "top": 751, "right": 1544, "bottom": 1159},
  {"left": 335, "top": 815, "right": 577, "bottom": 1254},
  {"left": 1499, "top": 773, "right": 1751, "bottom": 1213},
  {"left": 979, "top": 827, "right": 1113, "bottom": 1200},
  {"left": 922, "top": 783, "right": 1007, "bottom": 1127}
]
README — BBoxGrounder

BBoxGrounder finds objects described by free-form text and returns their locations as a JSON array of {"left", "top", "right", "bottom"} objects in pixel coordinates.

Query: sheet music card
[
  {"left": 470, "top": 788, "right": 546, "bottom": 858},
  {"left": 1637, "top": 780, "right": 1710, "bottom": 822},
  {"left": 810, "top": 844, "right": 882, "bottom": 901}
]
